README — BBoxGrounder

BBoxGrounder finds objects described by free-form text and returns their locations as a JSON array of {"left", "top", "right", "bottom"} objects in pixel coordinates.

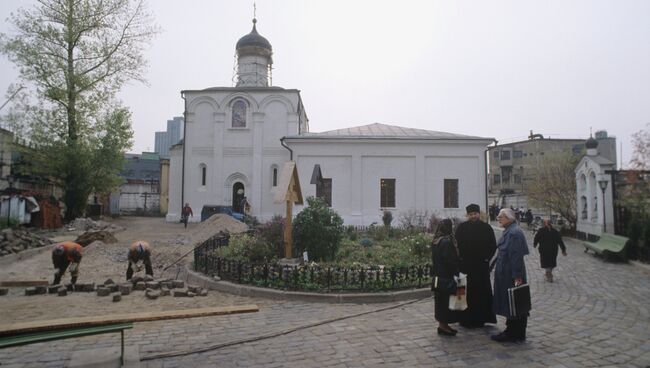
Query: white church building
[{"left": 167, "top": 19, "right": 494, "bottom": 226}]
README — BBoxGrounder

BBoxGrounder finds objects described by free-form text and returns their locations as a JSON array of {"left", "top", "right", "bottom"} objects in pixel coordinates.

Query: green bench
[
  {"left": 0, "top": 322, "right": 133, "bottom": 366},
  {"left": 583, "top": 233, "right": 629, "bottom": 261}
]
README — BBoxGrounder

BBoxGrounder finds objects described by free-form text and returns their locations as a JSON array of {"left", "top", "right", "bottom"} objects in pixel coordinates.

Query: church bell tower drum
[{"left": 235, "top": 18, "right": 273, "bottom": 87}]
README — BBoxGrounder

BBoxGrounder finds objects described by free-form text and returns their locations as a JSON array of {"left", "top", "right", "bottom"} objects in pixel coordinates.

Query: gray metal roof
[{"left": 286, "top": 123, "right": 492, "bottom": 141}]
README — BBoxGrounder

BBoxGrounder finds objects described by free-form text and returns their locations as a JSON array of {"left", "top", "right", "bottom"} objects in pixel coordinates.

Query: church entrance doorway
[{"left": 232, "top": 182, "right": 245, "bottom": 213}]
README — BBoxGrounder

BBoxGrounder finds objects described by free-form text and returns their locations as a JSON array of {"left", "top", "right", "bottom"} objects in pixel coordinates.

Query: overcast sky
[{"left": 1, "top": 1, "right": 648, "bottom": 167}]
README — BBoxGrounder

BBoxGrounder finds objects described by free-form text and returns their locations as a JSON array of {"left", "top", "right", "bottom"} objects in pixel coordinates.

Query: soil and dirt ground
[{"left": 0, "top": 216, "right": 275, "bottom": 325}]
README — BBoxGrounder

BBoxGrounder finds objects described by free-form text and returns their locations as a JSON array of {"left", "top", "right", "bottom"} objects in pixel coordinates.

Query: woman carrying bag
[{"left": 431, "top": 218, "right": 461, "bottom": 336}]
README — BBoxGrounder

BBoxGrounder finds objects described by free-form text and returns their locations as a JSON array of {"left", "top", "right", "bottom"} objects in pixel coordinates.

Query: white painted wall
[{"left": 576, "top": 156, "right": 615, "bottom": 235}]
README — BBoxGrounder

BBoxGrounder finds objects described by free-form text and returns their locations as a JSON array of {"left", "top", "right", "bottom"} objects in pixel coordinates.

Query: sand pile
[{"left": 190, "top": 214, "right": 249, "bottom": 245}]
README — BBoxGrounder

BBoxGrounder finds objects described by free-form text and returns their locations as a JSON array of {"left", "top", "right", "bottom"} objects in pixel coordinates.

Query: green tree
[
  {"left": 526, "top": 151, "right": 580, "bottom": 231},
  {"left": 0, "top": 0, "right": 157, "bottom": 220},
  {"left": 293, "top": 196, "right": 344, "bottom": 261}
]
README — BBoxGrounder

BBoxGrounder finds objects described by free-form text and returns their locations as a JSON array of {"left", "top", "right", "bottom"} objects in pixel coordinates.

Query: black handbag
[{"left": 432, "top": 276, "right": 457, "bottom": 294}]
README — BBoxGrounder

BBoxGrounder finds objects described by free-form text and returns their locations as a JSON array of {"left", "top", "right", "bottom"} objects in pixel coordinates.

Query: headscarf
[{"left": 433, "top": 218, "right": 456, "bottom": 247}]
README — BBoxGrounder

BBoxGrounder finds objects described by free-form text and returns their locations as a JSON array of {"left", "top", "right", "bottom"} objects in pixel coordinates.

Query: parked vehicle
[{"left": 200, "top": 205, "right": 244, "bottom": 222}]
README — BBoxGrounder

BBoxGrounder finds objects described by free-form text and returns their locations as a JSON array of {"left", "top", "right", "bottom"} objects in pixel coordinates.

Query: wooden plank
[
  {"left": 0, "top": 305, "right": 259, "bottom": 337},
  {"left": 0, "top": 280, "right": 49, "bottom": 287}
]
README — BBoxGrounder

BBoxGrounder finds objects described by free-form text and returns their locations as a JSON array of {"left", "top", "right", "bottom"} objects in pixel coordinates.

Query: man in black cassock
[{"left": 455, "top": 203, "right": 497, "bottom": 328}]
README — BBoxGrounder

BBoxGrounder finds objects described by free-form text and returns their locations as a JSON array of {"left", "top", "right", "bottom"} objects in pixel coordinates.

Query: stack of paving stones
[
  {"left": 0, "top": 228, "right": 53, "bottom": 256},
  {"left": 19, "top": 276, "right": 208, "bottom": 300}
]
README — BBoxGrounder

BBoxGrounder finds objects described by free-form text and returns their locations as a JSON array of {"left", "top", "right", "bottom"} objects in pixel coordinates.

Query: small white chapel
[{"left": 167, "top": 18, "right": 494, "bottom": 226}]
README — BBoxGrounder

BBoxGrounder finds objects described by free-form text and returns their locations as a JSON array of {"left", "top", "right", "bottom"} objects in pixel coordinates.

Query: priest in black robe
[{"left": 455, "top": 203, "right": 497, "bottom": 328}]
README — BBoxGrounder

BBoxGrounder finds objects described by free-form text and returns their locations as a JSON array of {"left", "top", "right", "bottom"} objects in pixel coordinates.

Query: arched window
[
  {"left": 232, "top": 100, "right": 247, "bottom": 128},
  {"left": 199, "top": 164, "right": 207, "bottom": 186}
]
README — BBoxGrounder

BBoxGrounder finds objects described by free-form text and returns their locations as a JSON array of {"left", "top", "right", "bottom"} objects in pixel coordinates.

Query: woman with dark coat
[
  {"left": 492, "top": 208, "right": 530, "bottom": 343},
  {"left": 431, "top": 218, "right": 460, "bottom": 336},
  {"left": 533, "top": 219, "right": 567, "bottom": 282}
]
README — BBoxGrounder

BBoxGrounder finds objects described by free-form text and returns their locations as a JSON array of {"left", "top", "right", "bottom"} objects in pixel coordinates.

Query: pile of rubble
[
  {"left": 68, "top": 218, "right": 124, "bottom": 233},
  {"left": 15, "top": 276, "right": 209, "bottom": 301},
  {"left": 0, "top": 228, "right": 53, "bottom": 257}
]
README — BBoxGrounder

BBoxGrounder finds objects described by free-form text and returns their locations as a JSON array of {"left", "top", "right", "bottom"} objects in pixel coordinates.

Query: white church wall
[
  {"left": 288, "top": 140, "right": 488, "bottom": 226},
  {"left": 166, "top": 145, "right": 183, "bottom": 222}
]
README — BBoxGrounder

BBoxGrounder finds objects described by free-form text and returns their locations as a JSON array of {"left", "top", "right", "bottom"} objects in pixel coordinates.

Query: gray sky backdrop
[{"left": 1, "top": 1, "right": 649, "bottom": 167}]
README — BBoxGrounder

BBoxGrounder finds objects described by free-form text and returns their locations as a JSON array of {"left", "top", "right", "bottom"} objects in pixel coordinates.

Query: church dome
[
  {"left": 585, "top": 136, "right": 598, "bottom": 149},
  {"left": 236, "top": 19, "right": 272, "bottom": 51}
]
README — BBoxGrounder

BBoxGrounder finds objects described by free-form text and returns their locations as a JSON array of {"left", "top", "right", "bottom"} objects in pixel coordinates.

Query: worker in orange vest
[
  {"left": 52, "top": 241, "right": 83, "bottom": 285},
  {"left": 127, "top": 241, "right": 153, "bottom": 280}
]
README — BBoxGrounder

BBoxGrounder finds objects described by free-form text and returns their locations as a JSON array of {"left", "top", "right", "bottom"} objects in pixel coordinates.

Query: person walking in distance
[
  {"left": 533, "top": 219, "right": 567, "bottom": 282},
  {"left": 51, "top": 241, "right": 83, "bottom": 285},
  {"left": 126, "top": 241, "right": 154, "bottom": 280},
  {"left": 182, "top": 202, "right": 193, "bottom": 228},
  {"left": 455, "top": 204, "right": 497, "bottom": 328}
]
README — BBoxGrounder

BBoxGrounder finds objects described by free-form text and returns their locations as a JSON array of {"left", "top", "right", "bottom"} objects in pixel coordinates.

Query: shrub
[
  {"left": 215, "top": 233, "right": 275, "bottom": 262},
  {"left": 293, "top": 196, "right": 344, "bottom": 261},
  {"left": 366, "top": 223, "right": 388, "bottom": 241},
  {"left": 398, "top": 209, "right": 429, "bottom": 231},
  {"left": 257, "top": 215, "right": 285, "bottom": 258},
  {"left": 403, "top": 233, "right": 432, "bottom": 258},
  {"left": 359, "top": 237, "right": 373, "bottom": 247},
  {"left": 382, "top": 210, "right": 393, "bottom": 227}
]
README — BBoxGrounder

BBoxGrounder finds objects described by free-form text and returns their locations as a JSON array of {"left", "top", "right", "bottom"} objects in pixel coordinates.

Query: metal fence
[{"left": 193, "top": 235, "right": 433, "bottom": 292}]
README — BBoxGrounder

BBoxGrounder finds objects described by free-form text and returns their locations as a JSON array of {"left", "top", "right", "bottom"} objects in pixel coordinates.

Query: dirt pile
[
  {"left": 0, "top": 228, "right": 53, "bottom": 256},
  {"left": 191, "top": 214, "right": 249, "bottom": 244},
  {"left": 68, "top": 217, "right": 124, "bottom": 232},
  {"left": 74, "top": 231, "right": 118, "bottom": 247}
]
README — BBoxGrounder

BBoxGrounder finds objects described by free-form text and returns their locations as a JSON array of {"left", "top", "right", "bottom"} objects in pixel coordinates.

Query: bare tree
[
  {"left": 631, "top": 123, "right": 650, "bottom": 170},
  {"left": 526, "top": 151, "right": 580, "bottom": 231}
]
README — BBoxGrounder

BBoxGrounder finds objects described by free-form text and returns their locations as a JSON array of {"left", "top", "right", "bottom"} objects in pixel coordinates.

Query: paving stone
[
  {"left": 145, "top": 289, "right": 160, "bottom": 300},
  {"left": 172, "top": 280, "right": 184, "bottom": 289},
  {"left": 24, "top": 287, "right": 37, "bottom": 296},
  {"left": 119, "top": 284, "right": 132, "bottom": 295},
  {"left": 160, "top": 281, "right": 173, "bottom": 289},
  {"left": 48, "top": 285, "right": 61, "bottom": 294},
  {"left": 173, "top": 289, "right": 188, "bottom": 297},
  {"left": 134, "top": 281, "right": 146, "bottom": 291},
  {"left": 0, "top": 287, "right": 8, "bottom": 296},
  {"left": 130, "top": 276, "right": 143, "bottom": 284},
  {"left": 35, "top": 286, "right": 47, "bottom": 294},
  {"left": 143, "top": 275, "right": 155, "bottom": 282},
  {"left": 104, "top": 278, "right": 115, "bottom": 285},
  {"left": 187, "top": 291, "right": 196, "bottom": 298},
  {"left": 187, "top": 285, "right": 201, "bottom": 294},
  {"left": 96, "top": 287, "right": 110, "bottom": 297},
  {"left": 82, "top": 283, "right": 96, "bottom": 292},
  {"left": 4, "top": 229, "right": 650, "bottom": 368},
  {"left": 160, "top": 288, "right": 170, "bottom": 297},
  {"left": 145, "top": 281, "right": 160, "bottom": 290},
  {"left": 199, "top": 289, "right": 208, "bottom": 297},
  {"left": 112, "top": 293, "right": 122, "bottom": 302},
  {"left": 57, "top": 287, "right": 67, "bottom": 296}
]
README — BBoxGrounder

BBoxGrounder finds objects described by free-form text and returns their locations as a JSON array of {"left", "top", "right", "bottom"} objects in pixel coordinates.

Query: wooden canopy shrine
[{"left": 273, "top": 161, "right": 303, "bottom": 258}]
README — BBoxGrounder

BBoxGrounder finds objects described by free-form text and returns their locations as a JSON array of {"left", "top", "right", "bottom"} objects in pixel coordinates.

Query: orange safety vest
[{"left": 55, "top": 241, "right": 83, "bottom": 262}]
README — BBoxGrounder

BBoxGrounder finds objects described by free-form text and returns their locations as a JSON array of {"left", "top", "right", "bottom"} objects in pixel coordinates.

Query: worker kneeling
[
  {"left": 127, "top": 241, "right": 153, "bottom": 280},
  {"left": 52, "top": 241, "right": 83, "bottom": 285}
]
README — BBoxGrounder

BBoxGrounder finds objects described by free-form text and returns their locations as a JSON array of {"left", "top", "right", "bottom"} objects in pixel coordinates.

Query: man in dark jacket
[
  {"left": 455, "top": 203, "right": 497, "bottom": 328},
  {"left": 533, "top": 219, "right": 567, "bottom": 282}
]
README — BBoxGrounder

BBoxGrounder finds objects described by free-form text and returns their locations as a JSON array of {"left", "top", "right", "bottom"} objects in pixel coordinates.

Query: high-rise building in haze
[{"left": 154, "top": 116, "right": 184, "bottom": 158}]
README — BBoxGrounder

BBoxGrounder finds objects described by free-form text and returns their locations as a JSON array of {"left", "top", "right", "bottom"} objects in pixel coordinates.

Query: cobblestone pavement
[{"left": 2, "top": 226, "right": 650, "bottom": 367}]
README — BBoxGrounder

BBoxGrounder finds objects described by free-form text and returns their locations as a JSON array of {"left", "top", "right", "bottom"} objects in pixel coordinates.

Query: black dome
[
  {"left": 585, "top": 136, "right": 598, "bottom": 149},
  {"left": 236, "top": 19, "right": 272, "bottom": 51}
]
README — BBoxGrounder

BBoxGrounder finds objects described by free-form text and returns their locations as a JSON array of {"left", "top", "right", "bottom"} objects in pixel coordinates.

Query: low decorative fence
[{"left": 193, "top": 235, "right": 432, "bottom": 292}]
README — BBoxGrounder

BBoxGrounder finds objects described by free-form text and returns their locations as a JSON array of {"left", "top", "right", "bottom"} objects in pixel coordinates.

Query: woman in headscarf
[{"left": 431, "top": 218, "right": 460, "bottom": 336}]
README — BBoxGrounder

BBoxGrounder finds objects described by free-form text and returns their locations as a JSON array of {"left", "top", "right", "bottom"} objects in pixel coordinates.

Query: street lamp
[{"left": 598, "top": 178, "right": 608, "bottom": 233}]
